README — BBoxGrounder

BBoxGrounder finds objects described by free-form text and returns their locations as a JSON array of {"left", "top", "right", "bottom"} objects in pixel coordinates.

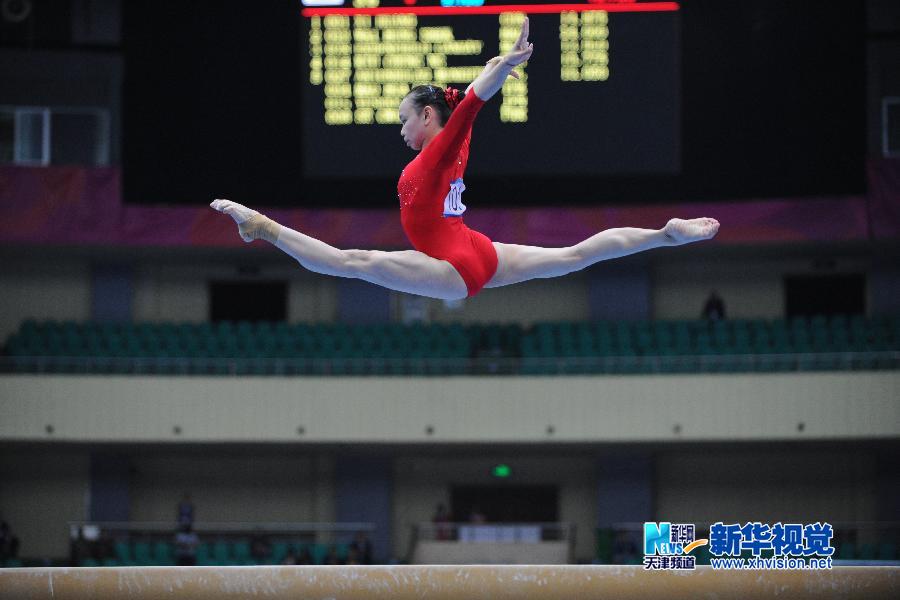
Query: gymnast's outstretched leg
[
  {"left": 485, "top": 219, "right": 719, "bottom": 288},
  {"left": 210, "top": 199, "right": 468, "bottom": 300}
]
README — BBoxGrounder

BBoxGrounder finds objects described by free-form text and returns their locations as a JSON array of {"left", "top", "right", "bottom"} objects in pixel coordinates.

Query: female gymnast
[{"left": 211, "top": 17, "right": 719, "bottom": 300}]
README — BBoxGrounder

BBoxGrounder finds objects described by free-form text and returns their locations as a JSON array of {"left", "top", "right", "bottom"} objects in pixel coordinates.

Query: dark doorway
[
  {"left": 209, "top": 281, "right": 287, "bottom": 322},
  {"left": 784, "top": 274, "right": 865, "bottom": 317},
  {"left": 451, "top": 485, "right": 558, "bottom": 523}
]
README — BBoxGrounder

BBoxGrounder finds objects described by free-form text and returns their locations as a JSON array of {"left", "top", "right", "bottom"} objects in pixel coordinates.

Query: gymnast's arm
[
  {"left": 464, "top": 57, "right": 520, "bottom": 97},
  {"left": 419, "top": 17, "right": 533, "bottom": 169},
  {"left": 468, "top": 16, "right": 533, "bottom": 101}
]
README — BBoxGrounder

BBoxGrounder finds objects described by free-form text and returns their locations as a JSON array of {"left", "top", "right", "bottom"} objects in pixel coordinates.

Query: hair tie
[{"left": 444, "top": 87, "right": 461, "bottom": 109}]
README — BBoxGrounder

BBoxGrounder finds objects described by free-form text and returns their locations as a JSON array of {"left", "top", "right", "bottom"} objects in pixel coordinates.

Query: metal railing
[
  {"left": 1, "top": 351, "right": 898, "bottom": 376},
  {"left": 66, "top": 521, "right": 377, "bottom": 567},
  {"left": 68, "top": 521, "right": 375, "bottom": 538},
  {"left": 414, "top": 522, "right": 574, "bottom": 543},
  {"left": 410, "top": 522, "right": 576, "bottom": 563}
]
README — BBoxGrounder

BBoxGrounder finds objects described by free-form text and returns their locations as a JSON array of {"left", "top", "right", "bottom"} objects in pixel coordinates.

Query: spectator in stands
[
  {"left": 250, "top": 529, "right": 271, "bottom": 563},
  {"left": 433, "top": 503, "right": 452, "bottom": 540},
  {"left": 174, "top": 523, "right": 199, "bottom": 566},
  {"left": 346, "top": 546, "right": 362, "bottom": 565},
  {"left": 97, "top": 531, "right": 115, "bottom": 563},
  {"left": 1, "top": 520, "right": 20, "bottom": 563},
  {"left": 702, "top": 290, "right": 726, "bottom": 320},
  {"left": 282, "top": 545, "right": 314, "bottom": 565},
  {"left": 349, "top": 531, "right": 373, "bottom": 564},
  {"left": 177, "top": 493, "right": 195, "bottom": 527},
  {"left": 324, "top": 545, "right": 343, "bottom": 565}
]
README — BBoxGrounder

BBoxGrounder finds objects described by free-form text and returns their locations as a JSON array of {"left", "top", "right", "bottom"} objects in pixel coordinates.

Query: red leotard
[{"left": 398, "top": 92, "right": 498, "bottom": 297}]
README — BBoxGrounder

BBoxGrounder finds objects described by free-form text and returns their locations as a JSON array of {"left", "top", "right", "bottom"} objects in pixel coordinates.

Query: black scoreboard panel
[
  {"left": 299, "top": 2, "right": 681, "bottom": 184},
  {"left": 122, "top": 1, "right": 864, "bottom": 208}
]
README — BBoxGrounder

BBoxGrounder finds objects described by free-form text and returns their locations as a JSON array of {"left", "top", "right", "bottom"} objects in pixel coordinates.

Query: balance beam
[{"left": 1, "top": 565, "right": 898, "bottom": 599}]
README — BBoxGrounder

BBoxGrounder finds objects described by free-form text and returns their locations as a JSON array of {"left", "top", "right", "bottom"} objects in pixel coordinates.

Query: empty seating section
[
  {"left": 75, "top": 540, "right": 349, "bottom": 567},
  {"left": 521, "top": 316, "right": 900, "bottom": 374},
  {"left": 3, "top": 316, "right": 898, "bottom": 375},
  {"left": 3, "top": 321, "right": 471, "bottom": 376}
]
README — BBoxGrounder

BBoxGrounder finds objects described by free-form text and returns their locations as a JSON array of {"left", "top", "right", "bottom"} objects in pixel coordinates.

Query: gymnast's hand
[
  {"left": 485, "top": 56, "right": 521, "bottom": 80},
  {"left": 503, "top": 16, "right": 533, "bottom": 67}
]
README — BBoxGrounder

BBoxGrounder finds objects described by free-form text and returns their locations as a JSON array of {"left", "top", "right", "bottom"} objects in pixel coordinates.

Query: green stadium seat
[
  {"left": 114, "top": 541, "right": 133, "bottom": 565},
  {"left": 858, "top": 543, "right": 877, "bottom": 560},
  {"left": 877, "top": 542, "right": 897, "bottom": 561},
  {"left": 7, "top": 316, "right": 897, "bottom": 376},
  {"left": 214, "top": 541, "right": 240, "bottom": 565},
  {"left": 311, "top": 544, "right": 329, "bottom": 565},
  {"left": 195, "top": 543, "right": 213, "bottom": 566},
  {"left": 270, "top": 542, "right": 289, "bottom": 564},
  {"left": 232, "top": 541, "right": 255, "bottom": 565},
  {"left": 595, "top": 528, "right": 614, "bottom": 564},
  {"left": 837, "top": 542, "right": 857, "bottom": 560},
  {"left": 132, "top": 542, "right": 153, "bottom": 565},
  {"left": 152, "top": 541, "right": 174, "bottom": 565},
  {"left": 335, "top": 543, "right": 349, "bottom": 561}
]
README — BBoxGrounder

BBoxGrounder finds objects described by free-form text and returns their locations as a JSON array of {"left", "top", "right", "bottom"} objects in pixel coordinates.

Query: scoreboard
[
  {"left": 299, "top": 1, "right": 680, "bottom": 188},
  {"left": 122, "top": 1, "right": 864, "bottom": 209}
]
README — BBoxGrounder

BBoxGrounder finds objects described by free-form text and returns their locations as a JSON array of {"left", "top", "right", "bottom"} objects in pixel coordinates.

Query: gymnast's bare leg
[
  {"left": 484, "top": 218, "right": 720, "bottom": 288},
  {"left": 210, "top": 199, "right": 468, "bottom": 300},
  {"left": 211, "top": 200, "right": 718, "bottom": 297}
]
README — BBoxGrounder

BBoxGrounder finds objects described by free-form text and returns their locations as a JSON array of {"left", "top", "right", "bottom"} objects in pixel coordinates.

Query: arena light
[
  {"left": 492, "top": 464, "right": 511, "bottom": 478},
  {"left": 301, "top": 0, "right": 345, "bottom": 7}
]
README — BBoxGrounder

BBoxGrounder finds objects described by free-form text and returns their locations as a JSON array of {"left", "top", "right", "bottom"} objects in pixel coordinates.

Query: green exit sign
[{"left": 492, "top": 464, "right": 511, "bottom": 478}]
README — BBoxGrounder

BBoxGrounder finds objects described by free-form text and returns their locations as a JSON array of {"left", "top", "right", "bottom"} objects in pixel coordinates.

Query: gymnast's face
[{"left": 399, "top": 96, "right": 435, "bottom": 152}]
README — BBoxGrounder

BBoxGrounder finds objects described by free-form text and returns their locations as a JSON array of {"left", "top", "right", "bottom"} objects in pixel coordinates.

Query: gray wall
[
  {"left": 128, "top": 454, "right": 333, "bottom": 525},
  {"left": 3, "top": 372, "right": 898, "bottom": 444},
  {"left": 656, "top": 447, "right": 881, "bottom": 548},
  {"left": 0, "top": 448, "right": 90, "bottom": 559}
]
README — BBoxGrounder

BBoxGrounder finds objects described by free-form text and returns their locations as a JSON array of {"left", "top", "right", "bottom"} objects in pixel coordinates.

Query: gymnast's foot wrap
[
  {"left": 238, "top": 213, "right": 282, "bottom": 244},
  {"left": 210, "top": 199, "right": 282, "bottom": 244}
]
